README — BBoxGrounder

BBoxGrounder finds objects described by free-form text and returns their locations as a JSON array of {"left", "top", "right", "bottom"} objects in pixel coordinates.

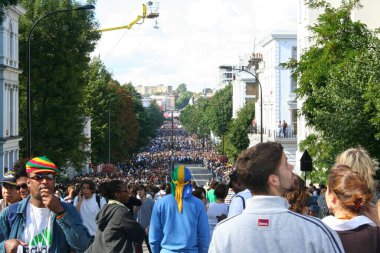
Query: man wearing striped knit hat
[
  {"left": 149, "top": 165, "right": 210, "bottom": 253},
  {"left": 0, "top": 156, "right": 91, "bottom": 253}
]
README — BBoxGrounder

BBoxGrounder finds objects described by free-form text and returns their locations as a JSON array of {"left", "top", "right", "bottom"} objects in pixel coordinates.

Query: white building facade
[
  {"left": 257, "top": 33, "right": 297, "bottom": 137},
  {"left": 217, "top": 65, "right": 241, "bottom": 90},
  {"left": 244, "top": 33, "right": 298, "bottom": 167},
  {"left": 0, "top": 5, "right": 25, "bottom": 177},
  {"left": 296, "top": 0, "right": 380, "bottom": 171}
]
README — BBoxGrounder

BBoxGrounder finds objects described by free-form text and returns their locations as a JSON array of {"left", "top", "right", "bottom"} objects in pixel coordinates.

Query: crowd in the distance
[{"left": 0, "top": 117, "right": 379, "bottom": 253}]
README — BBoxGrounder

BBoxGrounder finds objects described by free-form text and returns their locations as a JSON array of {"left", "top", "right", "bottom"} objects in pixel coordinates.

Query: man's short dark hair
[
  {"left": 80, "top": 180, "right": 96, "bottom": 193},
  {"left": 137, "top": 184, "right": 147, "bottom": 191},
  {"left": 236, "top": 142, "right": 284, "bottom": 194},
  {"left": 15, "top": 167, "right": 27, "bottom": 180},
  {"left": 214, "top": 183, "right": 228, "bottom": 199}
]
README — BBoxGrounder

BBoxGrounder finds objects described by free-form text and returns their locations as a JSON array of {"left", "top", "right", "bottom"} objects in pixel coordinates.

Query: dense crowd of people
[{"left": 0, "top": 118, "right": 379, "bottom": 253}]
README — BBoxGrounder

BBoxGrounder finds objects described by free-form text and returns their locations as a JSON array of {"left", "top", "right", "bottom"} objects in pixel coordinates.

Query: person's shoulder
[
  {"left": 146, "top": 198, "right": 155, "bottom": 205},
  {"left": 213, "top": 212, "right": 242, "bottom": 231},
  {"left": 153, "top": 194, "right": 172, "bottom": 207},
  {"left": 286, "top": 210, "right": 335, "bottom": 231},
  {"left": 189, "top": 195, "right": 206, "bottom": 207},
  {"left": 103, "top": 203, "right": 129, "bottom": 218},
  {"left": 99, "top": 195, "right": 107, "bottom": 203}
]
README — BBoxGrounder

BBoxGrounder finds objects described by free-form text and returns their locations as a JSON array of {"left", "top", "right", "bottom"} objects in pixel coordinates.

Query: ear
[
  {"left": 268, "top": 174, "right": 280, "bottom": 187},
  {"left": 26, "top": 178, "right": 32, "bottom": 187}
]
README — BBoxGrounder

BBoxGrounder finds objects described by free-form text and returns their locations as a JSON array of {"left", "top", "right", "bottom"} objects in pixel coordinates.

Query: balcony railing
[{"left": 249, "top": 126, "right": 297, "bottom": 139}]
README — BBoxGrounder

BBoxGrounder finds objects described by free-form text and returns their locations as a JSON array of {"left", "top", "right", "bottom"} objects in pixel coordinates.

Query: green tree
[
  {"left": 287, "top": 0, "right": 380, "bottom": 175},
  {"left": 83, "top": 57, "right": 113, "bottom": 164},
  {"left": 109, "top": 84, "right": 139, "bottom": 163},
  {"left": 147, "top": 101, "right": 165, "bottom": 134},
  {"left": 179, "top": 97, "right": 210, "bottom": 137},
  {"left": 18, "top": 0, "right": 100, "bottom": 168},
  {"left": 205, "top": 84, "right": 232, "bottom": 138},
  {"left": 123, "top": 83, "right": 164, "bottom": 152},
  {"left": 180, "top": 85, "right": 232, "bottom": 154},
  {"left": 175, "top": 83, "right": 187, "bottom": 94},
  {"left": 179, "top": 105, "right": 197, "bottom": 133},
  {"left": 225, "top": 101, "right": 255, "bottom": 161},
  {"left": 175, "top": 83, "right": 192, "bottom": 109}
]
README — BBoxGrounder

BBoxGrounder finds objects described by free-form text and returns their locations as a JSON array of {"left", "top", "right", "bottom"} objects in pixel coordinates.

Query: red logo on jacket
[{"left": 258, "top": 219, "right": 269, "bottom": 226}]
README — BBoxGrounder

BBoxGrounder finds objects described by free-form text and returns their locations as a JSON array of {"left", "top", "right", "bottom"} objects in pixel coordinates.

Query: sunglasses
[
  {"left": 29, "top": 174, "right": 57, "bottom": 181},
  {"left": 16, "top": 183, "right": 28, "bottom": 190}
]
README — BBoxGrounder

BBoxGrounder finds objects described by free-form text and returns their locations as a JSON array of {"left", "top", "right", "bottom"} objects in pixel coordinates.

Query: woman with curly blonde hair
[
  {"left": 336, "top": 147, "right": 378, "bottom": 194},
  {"left": 336, "top": 147, "right": 380, "bottom": 224}
]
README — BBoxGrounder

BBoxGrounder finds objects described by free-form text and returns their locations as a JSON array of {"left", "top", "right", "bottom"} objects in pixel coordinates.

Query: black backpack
[{"left": 95, "top": 194, "right": 106, "bottom": 209}]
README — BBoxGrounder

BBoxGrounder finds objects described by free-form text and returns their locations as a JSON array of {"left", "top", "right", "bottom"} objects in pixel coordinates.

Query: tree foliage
[
  {"left": 83, "top": 61, "right": 164, "bottom": 164},
  {"left": 18, "top": 0, "right": 100, "bottom": 168},
  {"left": 205, "top": 84, "right": 233, "bottom": 137},
  {"left": 180, "top": 84, "right": 233, "bottom": 155},
  {"left": 288, "top": 0, "right": 380, "bottom": 175},
  {"left": 225, "top": 101, "right": 254, "bottom": 161},
  {"left": 109, "top": 84, "right": 139, "bottom": 163},
  {"left": 83, "top": 57, "right": 113, "bottom": 164},
  {"left": 175, "top": 83, "right": 192, "bottom": 109},
  {"left": 179, "top": 97, "right": 210, "bottom": 137}
]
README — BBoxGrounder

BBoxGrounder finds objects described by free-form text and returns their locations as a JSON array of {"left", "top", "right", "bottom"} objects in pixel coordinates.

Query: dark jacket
[
  {"left": 337, "top": 224, "right": 380, "bottom": 253},
  {"left": 125, "top": 196, "right": 142, "bottom": 216},
  {"left": 85, "top": 202, "right": 145, "bottom": 253}
]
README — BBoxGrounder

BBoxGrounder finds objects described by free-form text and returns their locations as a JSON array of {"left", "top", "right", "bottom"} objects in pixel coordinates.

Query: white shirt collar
[{"left": 322, "top": 215, "right": 376, "bottom": 231}]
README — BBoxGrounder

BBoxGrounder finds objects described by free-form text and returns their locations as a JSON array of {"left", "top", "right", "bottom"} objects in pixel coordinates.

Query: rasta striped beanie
[
  {"left": 170, "top": 165, "right": 192, "bottom": 213},
  {"left": 26, "top": 156, "right": 59, "bottom": 174}
]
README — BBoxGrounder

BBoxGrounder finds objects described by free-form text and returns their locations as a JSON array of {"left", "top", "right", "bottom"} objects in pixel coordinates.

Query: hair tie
[{"left": 354, "top": 199, "right": 362, "bottom": 211}]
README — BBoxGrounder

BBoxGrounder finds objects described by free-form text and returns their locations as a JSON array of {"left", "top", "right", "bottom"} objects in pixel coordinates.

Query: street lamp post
[
  {"left": 234, "top": 68, "right": 263, "bottom": 143},
  {"left": 236, "top": 69, "right": 263, "bottom": 142},
  {"left": 26, "top": 5, "right": 95, "bottom": 158}
]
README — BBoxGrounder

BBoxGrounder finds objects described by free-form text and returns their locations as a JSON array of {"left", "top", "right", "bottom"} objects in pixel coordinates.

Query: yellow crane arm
[{"left": 98, "top": 4, "right": 147, "bottom": 32}]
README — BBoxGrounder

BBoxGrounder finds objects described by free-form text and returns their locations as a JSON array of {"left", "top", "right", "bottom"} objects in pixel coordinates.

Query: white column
[
  {"left": 14, "top": 85, "right": 19, "bottom": 136},
  {"left": 0, "top": 152, "right": 4, "bottom": 177},
  {"left": 4, "top": 83, "right": 9, "bottom": 136},
  {"left": 10, "top": 86, "right": 13, "bottom": 136}
]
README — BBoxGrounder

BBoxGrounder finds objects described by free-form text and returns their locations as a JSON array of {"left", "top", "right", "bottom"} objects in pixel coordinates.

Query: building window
[
  {"left": 290, "top": 76, "right": 297, "bottom": 92},
  {"left": 291, "top": 46, "right": 297, "bottom": 60},
  {"left": 9, "top": 21, "right": 14, "bottom": 62},
  {"left": 10, "top": 88, "right": 14, "bottom": 136},
  {"left": 291, "top": 109, "right": 298, "bottom": 135}
]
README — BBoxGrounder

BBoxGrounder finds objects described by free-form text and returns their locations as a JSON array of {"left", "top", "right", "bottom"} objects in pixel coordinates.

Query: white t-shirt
[
  {"left": 154, "top": 190, "right": 166, "bottom": 201},
  {"left": 73, "top": 194, "right": 106, "bottom": 236},
  {"left": 22, "top": 203, "right": 53, "bottom": 252},
  {"left": 207, "top": 202, "right": 229, "bottom": 237}
]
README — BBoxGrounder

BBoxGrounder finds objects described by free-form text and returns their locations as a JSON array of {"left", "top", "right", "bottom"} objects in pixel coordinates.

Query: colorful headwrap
[
  {"left": 171, "top": 165, "right": 192, "bottom": 213},
  {"left": 26, "top": 156, "right": 59, "bottom": 174}
]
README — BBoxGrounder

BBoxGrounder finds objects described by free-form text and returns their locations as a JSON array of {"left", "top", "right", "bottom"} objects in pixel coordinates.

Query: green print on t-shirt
[{"left": 29, "top": 227, "right": 52, "bottom": 247}]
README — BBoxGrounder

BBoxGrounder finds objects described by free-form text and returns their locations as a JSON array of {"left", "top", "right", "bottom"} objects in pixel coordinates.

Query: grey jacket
[
  {"left": 85, "top": 202, "right": 145, "bottom": 253},
  {"left": 209, "top": 196, "right": 345, "bottom": 253}
]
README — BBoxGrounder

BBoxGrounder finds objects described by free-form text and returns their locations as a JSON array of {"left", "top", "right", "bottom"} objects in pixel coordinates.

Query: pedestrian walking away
[{"left": 209, "top": 142, "right": 345, "bottom": 253}]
